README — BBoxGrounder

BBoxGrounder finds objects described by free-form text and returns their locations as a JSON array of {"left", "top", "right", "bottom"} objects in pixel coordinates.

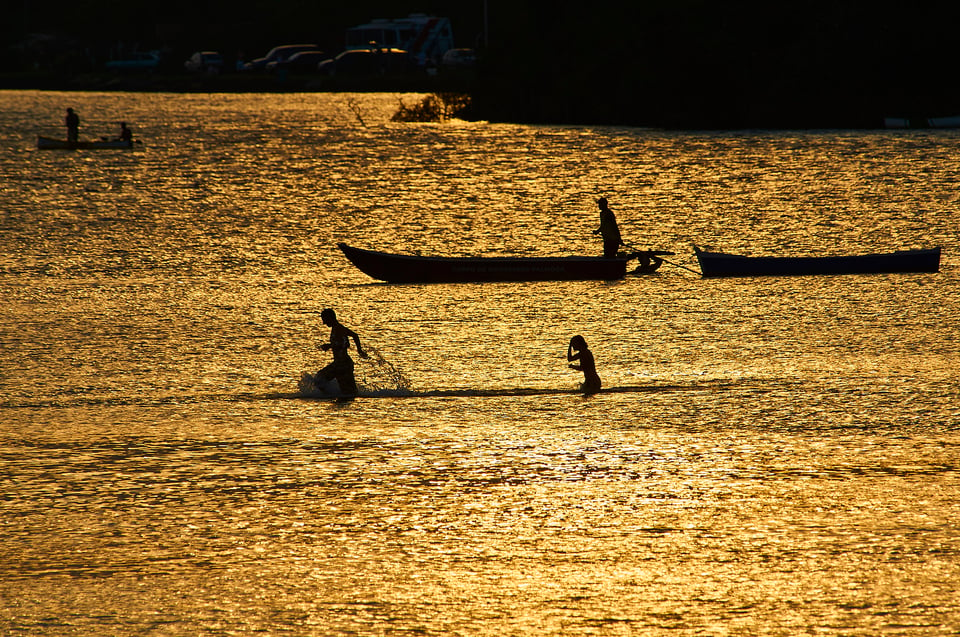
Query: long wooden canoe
[
  {"left": 695, "top": 245, "right": 941, "bottom": 278},
  {"left": 338, "top": 243, "right": 671, "bottom": 283},
  {"left": 37, "top": 135, "right": 135, "bottom": 150}
]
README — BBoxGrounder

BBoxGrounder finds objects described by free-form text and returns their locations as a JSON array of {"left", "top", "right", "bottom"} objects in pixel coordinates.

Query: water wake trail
[
  {"left": 294, "top": 379, "right": 746, "bottom": 400},
  {"left": 0, "top": 378, "right": 753, "bottom": 409}
]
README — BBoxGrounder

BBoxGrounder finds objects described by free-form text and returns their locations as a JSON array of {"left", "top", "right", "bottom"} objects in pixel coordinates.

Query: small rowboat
[
  {"left": 695, "top": 245, "right": 941, "bottom": 278},
  {"left": 338, "top": 243, "right": 673, "bottom": 283},
  {"left": 37, "top": 135, "right": 135, "bottom": 150}
]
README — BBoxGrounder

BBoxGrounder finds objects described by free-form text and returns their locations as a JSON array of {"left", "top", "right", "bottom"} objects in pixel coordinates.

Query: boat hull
[
  {"left": 338, "top": 243, "right": 656, "bottom": 283},
  {"left": 695, "top": 246, "right": 941, "bottom": 278},
  {"left": 37, "top": 135, "right": 134, "bottom": 150}
]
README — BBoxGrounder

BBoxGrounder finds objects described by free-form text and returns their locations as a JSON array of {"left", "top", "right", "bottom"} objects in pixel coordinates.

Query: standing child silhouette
[{"left": 567, "top": 335, "right": 602, "bottom": 394}]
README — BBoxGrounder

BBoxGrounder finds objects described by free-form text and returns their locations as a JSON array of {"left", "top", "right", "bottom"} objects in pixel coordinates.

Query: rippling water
[{"left": 2, "top": 90, "right": 959, "bottom": 635}]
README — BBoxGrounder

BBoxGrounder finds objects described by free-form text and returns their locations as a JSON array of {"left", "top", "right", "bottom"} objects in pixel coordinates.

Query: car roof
[
  {"left": 337, "top": 48, "right": 406, "bottom": 58},
  {"left": 268, "top": 44, "right": 319, "bottom": 53}
]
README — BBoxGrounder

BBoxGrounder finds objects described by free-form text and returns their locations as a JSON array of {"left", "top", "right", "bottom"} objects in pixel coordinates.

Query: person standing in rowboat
[
  {"left": 567, "top": 335, "right": 602, "bottom": 394},
  {"left": 593, "top": 197, "right": 623, "bottom": 258},
  {"left": 316, "top": 308, "right": 368, "bottom": 395},
  {"left": 593, "top": 196, "right": 664, "bottom": 272},
  {"left": 65, "top": 108, "right": 80, "bottom": 142}
]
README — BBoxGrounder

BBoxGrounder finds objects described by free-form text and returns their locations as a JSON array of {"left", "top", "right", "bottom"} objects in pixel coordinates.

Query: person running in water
[{"left": 316, "top": 308, "right": 368, "bottom": 395}]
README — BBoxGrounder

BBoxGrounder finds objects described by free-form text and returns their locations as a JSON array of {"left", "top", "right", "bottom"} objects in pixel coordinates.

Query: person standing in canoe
[
  {"left": 593, "top": 197, "right": 623, "bottom": 258},
  {"left": 65, "top": 108, "right": 80, "bottom": 142},
  {"left": 567, "top": 335, "right": 602, "bottom": 394},
  {"left": 316, "top": 308, "right": 368, "bottom": 395}
]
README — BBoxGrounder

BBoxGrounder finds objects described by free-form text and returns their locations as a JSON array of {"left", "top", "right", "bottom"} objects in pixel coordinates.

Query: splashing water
[
  {"left": 356, "top": 346, "right": 414, "bottom": 396},
  {"left": 299, "top": 346, "right": 413, "bottom": 397}
]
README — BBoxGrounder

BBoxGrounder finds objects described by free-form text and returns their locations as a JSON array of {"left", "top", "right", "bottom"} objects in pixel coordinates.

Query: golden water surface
[{"left": 1, "top": 91, "right": 958, "bottom": 635}]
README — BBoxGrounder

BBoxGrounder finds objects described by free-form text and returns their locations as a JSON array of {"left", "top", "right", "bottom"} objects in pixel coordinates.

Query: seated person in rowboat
[
  {"left": 632, "top": 251, "right": 664, "bottom": 273},
  {"left": 116, "top": 122, "right": 133, "bottom": 143},
  {"left": 593, "top": 197, "right": 623, "bottom": 258},
  {"left": 316, "top": 308, "right": 368, "bottom": 395},
  {"left": 567, "top": 335, "right": 601, "bottom": 394}
]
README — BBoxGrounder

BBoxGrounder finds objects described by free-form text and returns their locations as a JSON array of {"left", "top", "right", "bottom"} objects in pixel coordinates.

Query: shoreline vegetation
[{"left": 391, "top": 93, "right": 472, "bottom": 122}]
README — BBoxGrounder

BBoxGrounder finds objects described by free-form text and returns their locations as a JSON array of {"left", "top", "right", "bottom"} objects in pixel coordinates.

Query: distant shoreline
[
  {"left": 0, "top": 72, "right": 476, "bottom": 95},
  {"left": 6, "top": 73, "right": 957, "bottom": 131}
]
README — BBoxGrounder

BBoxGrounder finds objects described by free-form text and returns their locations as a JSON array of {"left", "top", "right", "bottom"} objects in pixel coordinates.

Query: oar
[
  {"left": 658, "top": 255, "right": 703, "bottom": 276},
  {"left": 622, "top": 241, "right": 702, "bottom": 276}
]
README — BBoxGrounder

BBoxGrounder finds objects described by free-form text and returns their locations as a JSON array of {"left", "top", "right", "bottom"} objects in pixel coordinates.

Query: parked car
[
  {"left": 267, "top": 50, "right": 330, "bottom": 73},
  {"left": 243, "top": 44, "right": 320, "bottom": 71},
  {"left": 184, "top": 51, "right": 224, "bottom": 74},
  {"left": 441, "top": 48, "right": 477, "bottom": 68},
  {"left": 318, "top": 48, "right": 411, "bottom": 77},
  {"left": 105, "top": 51, "right": 160, "bottom": 71}
]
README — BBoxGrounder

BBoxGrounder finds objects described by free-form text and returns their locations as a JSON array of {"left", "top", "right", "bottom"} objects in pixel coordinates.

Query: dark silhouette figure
[
  {"left": 117, "top": 122, "right": 132, "bottom": 143},
  {"left": 65, "top": 108, "right": 80, "bottom": 142},
  {"left": 593, "top": 197, "right": 623, "bottom": 258},
  {"left": 633, "top": 250, "right": 663, "bottom": 273},
  {"left": 316, "top": 308, "right": 368, "bottom": 395},
  {"left": 567, "top": 335, "right": 601, "bottom": 394}
]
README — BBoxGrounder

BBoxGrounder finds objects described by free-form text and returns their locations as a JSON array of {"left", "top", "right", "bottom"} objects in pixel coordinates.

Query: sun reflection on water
[{"left": 0, "top": 91, "right": 958, "bottom": 635}]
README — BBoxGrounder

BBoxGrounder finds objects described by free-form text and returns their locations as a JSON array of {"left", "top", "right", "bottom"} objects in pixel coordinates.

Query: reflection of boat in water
[
  {"left": 338, "top": 242, "right": 674, "bottom": 283},
  {"left": 695, "top": 246, "right": 941, "bottom": 278},
  {"left": 37, "top": 135, "right": 135, "bottom": 150}
]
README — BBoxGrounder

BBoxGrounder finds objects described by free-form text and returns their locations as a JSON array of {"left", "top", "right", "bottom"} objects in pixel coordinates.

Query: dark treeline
[
  {"left": 6, "top": 0, "right": 960, "bottom": 128},
  {"left": 476, "top": 1, "right": 960, "bottom": 128}
]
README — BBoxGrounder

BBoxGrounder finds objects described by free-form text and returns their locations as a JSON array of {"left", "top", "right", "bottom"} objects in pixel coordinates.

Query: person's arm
[
  {"left": 346, "top": 327, "right": 368, "bottom": 358},
  {"left": 568, "top": 343, "right": 583, "bottom": 368}
]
